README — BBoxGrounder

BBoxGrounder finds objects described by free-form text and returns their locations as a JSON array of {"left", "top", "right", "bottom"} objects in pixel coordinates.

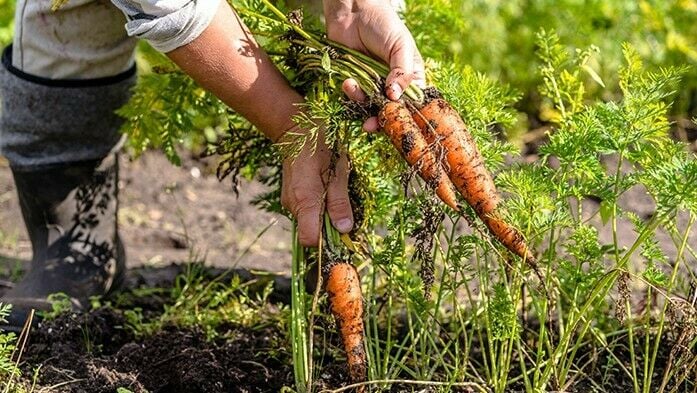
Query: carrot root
[
  {"left": 413, "top": 97, "right": 536, "bottom": 262},
  {"left": 324, "top": 262, "right": 367, "bottom": 388},
  {"left": 484, "top": 214, "right": 536, "bottom": 263},
  {"left": 379, "top": 101, "right": 461, "bottom": 212}
]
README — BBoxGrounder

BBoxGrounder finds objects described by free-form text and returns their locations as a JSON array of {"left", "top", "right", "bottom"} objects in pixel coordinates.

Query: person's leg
[{"left": 0, "top": 0, "right": 137, "bottom": 330}]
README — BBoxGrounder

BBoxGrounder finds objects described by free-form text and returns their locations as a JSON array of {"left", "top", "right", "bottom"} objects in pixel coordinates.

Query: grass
[
  {"left": 0, "top": 304, "right": 38, "bottom": 393},
  {"left": 117, "top": 263, "right": 287, "bottom": 340}
]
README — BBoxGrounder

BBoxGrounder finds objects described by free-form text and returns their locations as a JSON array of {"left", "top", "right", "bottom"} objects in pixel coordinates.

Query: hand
[
  {"left": 324, "top": 0, "right": 425, "bottom": 131},
  {"left": 166, "top": 2, "right": 353, "bottom": 246},
  {"left": 281, "top": 132, "right": 353, "bottom": 247}
]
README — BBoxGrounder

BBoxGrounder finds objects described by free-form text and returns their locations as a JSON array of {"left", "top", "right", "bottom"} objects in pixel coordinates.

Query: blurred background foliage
[
  {"left": 0, "top": 0, "right": 13, "bottom": 46},
  {"left": 406, "top": 0, "right": 697, "bottom": 120}
]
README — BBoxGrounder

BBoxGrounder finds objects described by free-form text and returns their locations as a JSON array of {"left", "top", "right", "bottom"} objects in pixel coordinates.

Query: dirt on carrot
[
  {"left": 412, "top": 97, "right": 535, "bottom": 263},
  {"left": 378, "top": 101, "right": 461, "bottom": 212},
  {"left": 323, "top": 261, "right": 366, "bottom": 390}
]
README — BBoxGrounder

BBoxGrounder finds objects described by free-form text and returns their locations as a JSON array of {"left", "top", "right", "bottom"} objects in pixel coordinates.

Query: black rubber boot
[{"left": 0, "top": 153, "right": 126, "bottom": 332}]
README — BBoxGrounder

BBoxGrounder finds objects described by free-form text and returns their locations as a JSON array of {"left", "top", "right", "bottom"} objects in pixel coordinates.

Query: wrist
[{"left": 261, "top": 94, "right": 304, "bottom": 143}]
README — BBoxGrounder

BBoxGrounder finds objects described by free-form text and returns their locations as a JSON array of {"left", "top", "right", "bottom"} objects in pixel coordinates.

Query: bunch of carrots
[
  {"left": 245, "top": 5, "right": 535, "bottom": 264},
  {"left": 237, "top": 2, "right": 536, "bottom": 390},
  {"left": 381, "top": 92, "right": 536, "bottom": 263}
]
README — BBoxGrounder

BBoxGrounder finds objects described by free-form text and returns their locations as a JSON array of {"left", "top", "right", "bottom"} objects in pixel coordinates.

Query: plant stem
[
  {"left": 291, "top": 223, "right": 310, "bottom": 391},
  {"left": 646, "top": 212, "right": 694, "bottom": 393}
]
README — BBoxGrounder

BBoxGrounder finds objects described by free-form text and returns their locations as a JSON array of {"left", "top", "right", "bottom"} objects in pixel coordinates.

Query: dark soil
[
  {"left": 27, "top": 314, "right": 294, "bottom": 393},
  {"left": 3, "top": 263, "right": 695, "bottom": 393},
  {"left": 8, "top": 264, "right": 338, "bottom": 393}
]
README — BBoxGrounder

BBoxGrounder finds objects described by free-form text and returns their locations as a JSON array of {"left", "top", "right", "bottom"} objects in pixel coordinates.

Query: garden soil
[
  {"left": 0, "top": 150, "right": 292, "bottom": 272},
  {"left": 5, "top": 263, "right": 666, "bottom": 393},
  {"left": 7, "top": 265, "right": 340, "bottom": 393}
]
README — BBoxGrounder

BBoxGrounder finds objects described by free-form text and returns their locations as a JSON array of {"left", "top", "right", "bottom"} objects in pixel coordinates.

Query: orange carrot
[
  {"left": 324, "top": 262, "right": 366, "bottom": 387},
  {"left": 413, "top": 98, "right": 535, "bottom": 262},
  {"left": 378, "top": 101, "right": 461, "bottom": 211}
]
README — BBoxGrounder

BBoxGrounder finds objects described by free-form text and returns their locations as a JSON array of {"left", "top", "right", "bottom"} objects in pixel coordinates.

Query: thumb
[{"left": 325, "top": 154, "right": 353, "bottom": 233}]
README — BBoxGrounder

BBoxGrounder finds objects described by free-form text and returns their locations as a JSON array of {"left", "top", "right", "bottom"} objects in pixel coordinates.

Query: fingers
[
  {"left": 294, "top": 191, "right": 324, "bottom": 247},
  {"left": 344, "top": 33, "right": 419, "bottom": 100},
  {"left": 342, "top": 79, "right": 367, "bottom": 102},
  {"left": 363, "top": 117, "right": 379, "bottom": 132},
  {"left": 289, "top": 180, "right": 325, "bottom": 247},
  {"left": 326, "top": 154, "right": 353, "bottom": 233},
  {"left": 342, "top": 79, "right": 380, "bottom": 132},
  {"left": 385, "top": 33, "right": 416, "bottom": 100},
  {"left": 281, "top": 156, "right": 325, "bottom": 247},
  {"left": 281, "top": 147, "right": 354, "bottom": 247}
]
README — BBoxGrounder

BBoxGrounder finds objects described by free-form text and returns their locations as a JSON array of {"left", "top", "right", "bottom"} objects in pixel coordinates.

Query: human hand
[
  {"left": 324, "top": 0, "right": 425, "bottom": 131},
  {"left": 165, "top": 2, "right": 353, "bottom": 246},
  {"left": 280, "top": 132, "right": 353, "bottom": 247}
]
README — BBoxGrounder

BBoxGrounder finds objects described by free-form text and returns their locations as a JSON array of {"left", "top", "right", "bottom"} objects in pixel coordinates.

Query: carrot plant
[
  {"left": 113, "top": 1, "right": 697, "bottom": 392},
  {"left": 0, "top": 304, "right": 18, "bottom": 379}
]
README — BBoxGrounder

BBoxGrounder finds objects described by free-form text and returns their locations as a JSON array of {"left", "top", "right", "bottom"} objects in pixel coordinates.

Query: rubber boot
[{"left": 0, "top": 153, "right": 126, "bottom": 331}]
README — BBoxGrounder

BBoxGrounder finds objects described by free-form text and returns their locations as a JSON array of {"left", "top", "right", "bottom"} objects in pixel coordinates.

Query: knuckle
[
  {"left": 298, "top": 231, "right": 318, "bottom": 247},
  {"left": 291, "top": 187, "right": 322, "bottom": 213},
  {"left": 327, "top": 197, "right": 351, "bottom": 213},
  {"left": 294, "top": 202, "right": 317, "bottom": 218}
]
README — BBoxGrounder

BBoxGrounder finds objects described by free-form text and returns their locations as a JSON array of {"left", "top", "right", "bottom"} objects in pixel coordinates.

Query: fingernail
[
  {"left": 335, "top": 218, "right": 353, "bottom": 233},
  {"left": 390, "top": 83, "right": 402, "bottom": 99}
]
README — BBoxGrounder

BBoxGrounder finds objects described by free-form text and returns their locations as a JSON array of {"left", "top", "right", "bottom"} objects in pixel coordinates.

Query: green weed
[
  {"left": 38, "top": 293, "right": 73, "bottom": 321},
  {"left": 0, "top": 304, "right": 18, "bottom": 379},
  {"left": 121, "top": 264, "right": 288, "bottom": 341},
  {"left": 0, "top": 303, "right": 37, "bottom": 393}
]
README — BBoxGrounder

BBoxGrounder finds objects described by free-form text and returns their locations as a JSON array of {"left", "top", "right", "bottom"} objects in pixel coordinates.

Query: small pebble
[{"left": 190, "top": 167, "right": 201, "bottom": 179}]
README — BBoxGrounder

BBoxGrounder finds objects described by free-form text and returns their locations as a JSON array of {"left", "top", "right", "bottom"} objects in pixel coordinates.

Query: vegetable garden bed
[{"left": 2, "top": 0, "right": 697, "bottom": 392}]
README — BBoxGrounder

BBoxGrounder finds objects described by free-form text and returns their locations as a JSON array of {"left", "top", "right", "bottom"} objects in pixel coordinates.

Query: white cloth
[
  {"left": 12, "top": 0, "right": 137, "bottom": 78},
  {"left": 11, "top": 0, "right": 219, "bottom": 78},
  {"left": 113, "top": 0, "right": 220, "bottom": 53}
]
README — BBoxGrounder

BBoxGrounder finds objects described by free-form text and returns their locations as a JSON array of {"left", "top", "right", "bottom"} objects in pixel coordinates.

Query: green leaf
[
  {"left": 599, "top": 200, "right": 614, "bottom": 225},
  {"left": 642, "top": 262, "right": 668, "bottom": 288},
  {"left": 0, "top": 303, "right": 10, "bottom": 324},
  {"left": 321, "top": 50, "right": 331, "bottom": 72},
  {"left": 582, "top": 64, "right": 606, "bottom": 88},
  {"left": 488, "top": 284, "right": 519, "bottom": 340}
]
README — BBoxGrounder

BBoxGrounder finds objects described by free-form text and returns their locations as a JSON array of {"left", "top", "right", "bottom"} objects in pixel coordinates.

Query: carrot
[
  {"left": 413, "top": 98, "right": 535, "bottom": 262},
  {"left": 378, "top": 101, "right": 461, "bottom": 212},
  {"left": 324, "top": 261, "right": 366, "bottom": 388},
  {"left": 482, "top": 214, "right": 534, "bottom": 262}
]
